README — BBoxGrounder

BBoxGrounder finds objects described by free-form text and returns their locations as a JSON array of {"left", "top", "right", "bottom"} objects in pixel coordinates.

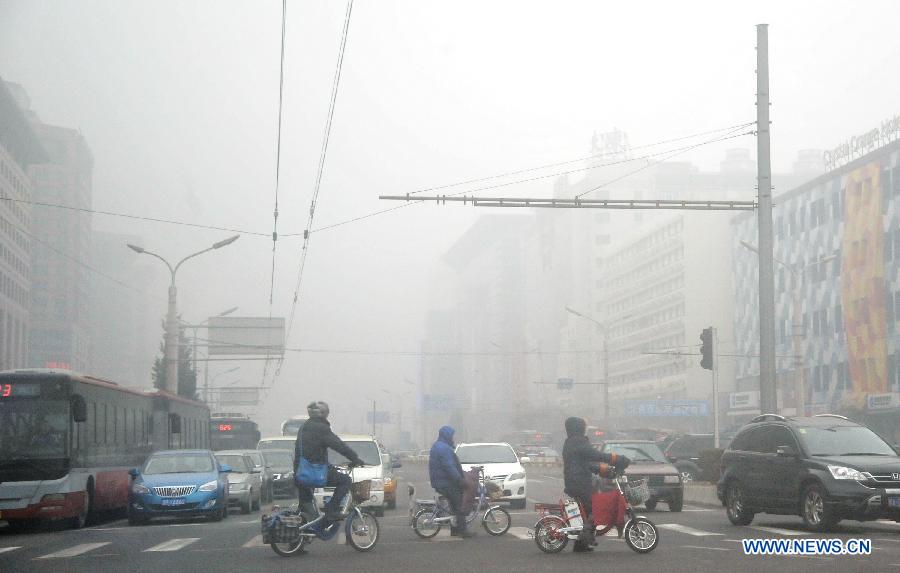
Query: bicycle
[
  {"left": 412, "top": 465, "right": 511, "bottom": 537},
  {"left": 264, "top": 465, "right": 379, "bottom": 556},
  {"left": 532, "top": 469, "right": 659, "bottom": 554}
]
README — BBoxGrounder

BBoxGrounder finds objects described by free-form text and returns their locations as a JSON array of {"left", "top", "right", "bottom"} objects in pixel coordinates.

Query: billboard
[
  {"left": 212, "top": 387, "right": 259, "bottom": 406},
  {"left": 624, "top": 400, "right": 709, "bottom": 417},
  {"left": 207, "top": 317, "right": 285, "bottom": 356}
]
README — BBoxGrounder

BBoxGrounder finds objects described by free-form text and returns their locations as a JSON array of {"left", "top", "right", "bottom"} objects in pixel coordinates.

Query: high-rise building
[
  {"left": 10, "top": 86, "right": 94, "bottom": 372},
  {"left": 0, "top": 80, "right": 43, "bottom": 369}
]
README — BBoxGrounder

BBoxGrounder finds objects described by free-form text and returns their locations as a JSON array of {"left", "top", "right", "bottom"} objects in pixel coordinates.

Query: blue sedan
[{"left": 128, "top": 449, "right": 231, "bottom": 525}]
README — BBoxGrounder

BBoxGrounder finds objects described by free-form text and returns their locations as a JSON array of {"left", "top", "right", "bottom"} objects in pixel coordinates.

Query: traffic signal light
[{"left": 700, "top": 327, "right": 713, "bottom": 370}]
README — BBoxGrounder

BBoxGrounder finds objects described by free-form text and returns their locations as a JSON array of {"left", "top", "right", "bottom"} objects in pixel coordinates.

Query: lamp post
[
  {"left": 565, "top": 306, "right": 612, "bottom": 423},
  {"left": 740, "top": 241, "right": 835, "bottom": 415},
  {"left": 127, "top": 235, "right": 240, "bottom": 395}
]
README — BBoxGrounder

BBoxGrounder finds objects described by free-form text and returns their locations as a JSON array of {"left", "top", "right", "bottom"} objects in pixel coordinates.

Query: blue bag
[{"left": 295, "top": 431, "right": 328, "bottom": 487}]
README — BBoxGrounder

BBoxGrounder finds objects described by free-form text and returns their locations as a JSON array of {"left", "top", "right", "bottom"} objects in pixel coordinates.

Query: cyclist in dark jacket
[
  {"left": 294, "top": 401, "right": 364, "bottom": 522},
  {"left": 428, "top": 426, "right": 473, "bottom": 538},
  {"left": 563, "top": 416, "right": 630, "bottom": 552}
]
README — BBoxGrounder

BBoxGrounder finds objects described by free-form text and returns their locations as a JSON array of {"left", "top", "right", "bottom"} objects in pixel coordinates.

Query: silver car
[
  {"left": 214, "top": 451, "right": 263, "bottom": 514},
  {"left": 241, "top": 450, "right": 274, "bottom": 503}
]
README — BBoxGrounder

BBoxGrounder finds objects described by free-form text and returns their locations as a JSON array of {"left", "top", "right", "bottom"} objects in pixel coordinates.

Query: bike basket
[
  {"left": 262, "top": 512, "right": 303, "bottom": 544},
  {"left": 622, "top": 479, "right": 650, "bottom": 505},
  {"left": 351, "top": 480, "right": 372, "bottom": 503}
]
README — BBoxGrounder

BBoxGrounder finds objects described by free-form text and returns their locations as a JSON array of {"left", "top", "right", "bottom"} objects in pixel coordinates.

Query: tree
[{"left": 151, "top": 320, "right": 198, "bottom": 399}]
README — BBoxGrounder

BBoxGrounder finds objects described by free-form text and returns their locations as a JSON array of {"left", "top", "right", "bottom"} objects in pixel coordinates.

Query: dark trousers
[
  {"left": 297, "top": 466, "right": 352, "bottom": 516},
  {"left": 436, "top": 483, "right": 467, "bottom": 532},
  {"left": 570, "top": 490, "right": 595, "bottom": 546}
]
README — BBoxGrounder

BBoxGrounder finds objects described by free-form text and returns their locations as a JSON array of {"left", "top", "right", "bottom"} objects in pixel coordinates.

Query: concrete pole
[
  {"left": 165, "top": 282, "right": 179, "bottom": 395},
  {"left": 756, "top": 24, "right": 778, "bottom": 415},
  {"left": 713, "top": 327, "right": 720, "bottom": 448}
]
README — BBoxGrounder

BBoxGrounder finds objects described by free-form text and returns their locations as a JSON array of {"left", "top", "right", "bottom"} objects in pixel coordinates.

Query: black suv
[
  {"left": 665, "top": 434, "right": 731, "bottom": 482},
  {"left": 717, "top": 414, "right": 900, "bottom": 531}
]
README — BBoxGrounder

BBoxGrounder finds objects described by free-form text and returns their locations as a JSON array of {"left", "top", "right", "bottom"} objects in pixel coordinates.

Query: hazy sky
[{"left": 2, "top": 0, "right": 898, "bottom": 436}]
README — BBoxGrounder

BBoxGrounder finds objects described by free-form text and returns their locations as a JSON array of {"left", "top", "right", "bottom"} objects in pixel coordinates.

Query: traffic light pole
[{"left": 713, "top": 327, "right": 720, "bottom": 449}]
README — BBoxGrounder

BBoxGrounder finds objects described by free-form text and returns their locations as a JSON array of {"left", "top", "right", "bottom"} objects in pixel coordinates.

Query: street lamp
[
  {"left": 740, "top": 241, "right": 836, "bottom": 415},
  {"left": 127, "top": 235, "right": 240, "bottom": 395},
  {"left": 565, "top": 306, "right": 613, "bottom": 424}
]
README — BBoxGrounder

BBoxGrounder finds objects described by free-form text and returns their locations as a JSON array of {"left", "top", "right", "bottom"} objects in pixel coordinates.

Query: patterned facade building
[{"left": 731, "top": 138, "right": 900, "bottom": 441}]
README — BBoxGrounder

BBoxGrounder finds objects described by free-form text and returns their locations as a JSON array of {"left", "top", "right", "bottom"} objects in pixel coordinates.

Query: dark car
[
  {"left": 717, "top": 414, "right": 900, "bottom": 531},
  {"left": 665, "top": 434, "right": 732, "bottom": 482},
  {"left": 261, "top": 449, "right": 296, "bottom": 499},
  {"left": 600, "top": 439, "right": 684, "bottom": 512}
]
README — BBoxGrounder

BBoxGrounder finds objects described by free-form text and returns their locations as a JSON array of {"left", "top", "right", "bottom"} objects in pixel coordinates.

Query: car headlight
[
  {"left": 231, "top": 482, "right": 249, "bottom": 491},
  {"left": 198, "top": 480, "right": 218, "bottom": 492},
  {"left": 827, "top": 465, "right": 870, "bottom": 481},
  {"left": 663, "top": 475, "right": 681, "bottom": 484},
  {"left": 508, "top": 472, "right": 526, "bottom": 482},
  {"left": 132, "top": 483, "right": 151, "bottom": 495},
  {"left": 370, "top": 479, "right": 384, "bottom": 490}
]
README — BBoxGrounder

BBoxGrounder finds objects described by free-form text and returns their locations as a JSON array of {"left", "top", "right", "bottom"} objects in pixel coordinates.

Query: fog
[{"left": 1, "top": 0, "right": 898, "bottom": 443}]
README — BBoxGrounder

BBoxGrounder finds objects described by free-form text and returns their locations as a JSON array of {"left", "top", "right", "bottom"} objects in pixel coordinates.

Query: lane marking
[
  {"left": 682, "top": 545, "right": 732, "bottom": 551},
  {"left": 0, "top": 547, "right": 21, "bottom": 554},
  {"left": 658, "top": 523, "right": 724, "bottom": 537},
  {"left": 242, "top": 535, "right": 265, "bottom": 548},
  {"left": 508, "top": 526, "right": 533, "bottom": 540},
  {"left": 541, "top": 475, "right": 563, "bottom": 480},
  {"left": 681, "top": 508, "right": 715, "bottom": 512},
  {"left": 144, "top": 538, "right": 201, "bottom": 552},
  {"left": 37, "top": 542, "right": 111, "bottom": 559},
  {"left": 749, "top": 526, "right": 809, "bottom": 536}
]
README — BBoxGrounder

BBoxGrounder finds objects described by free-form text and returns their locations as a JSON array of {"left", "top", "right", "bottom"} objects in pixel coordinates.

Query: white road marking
[
  {"left": 508, "top": 526, "right": 533, "bottom": 540},
  {"left": 242, "top": 535, "right": 265, "bottom": 548},
  {"left": 658, "top": 523, "right": 724, "bottom": 537},
  {"left": 682, "top": 545, "right": 732, "bottom": 551},
  {"left": 37, "top": 542, "right": 111, "bottom": 559},
  {"left": 749, "top": 526, "right": 809, "bottom": 536},
  {"left": 681, "top": 508, "right": 715, "bottom": 512},
  {"left": 0, "top": 547, "right": 21, "bottom": 554},
  {"left": 143, "top": 538, "right": 201, "bottom": 552},
  {"left": 542, "top": 475, "right": 563, "bottom": 480}
]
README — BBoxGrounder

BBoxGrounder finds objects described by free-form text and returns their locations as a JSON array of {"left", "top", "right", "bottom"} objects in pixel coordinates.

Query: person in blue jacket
[{"left": 428, "top": 426, "right": 473, "bottom": 538}]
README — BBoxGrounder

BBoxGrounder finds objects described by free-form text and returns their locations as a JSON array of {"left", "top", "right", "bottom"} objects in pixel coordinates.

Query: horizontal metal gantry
[{"left": 379, "top": 194, "right": 757, "bottom": 210}]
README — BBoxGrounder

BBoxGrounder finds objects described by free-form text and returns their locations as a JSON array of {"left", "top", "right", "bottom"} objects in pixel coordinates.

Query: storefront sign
[
  {"left": 866, "top": 392, "right": 900, "bottom": 411},
  {"left": 729, "top": 391, "right": 759, "bottom": 410},
  {"left": 824, "top": 113, "right": 900, "bottom": 171},
  {"left": 623, "top": 400, "right": 709, "bottom": 417}
]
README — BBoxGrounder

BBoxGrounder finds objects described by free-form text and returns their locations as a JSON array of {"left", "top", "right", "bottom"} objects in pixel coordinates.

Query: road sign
[{"left": 207, "top": 317, "right": 285, "bottom": 356}]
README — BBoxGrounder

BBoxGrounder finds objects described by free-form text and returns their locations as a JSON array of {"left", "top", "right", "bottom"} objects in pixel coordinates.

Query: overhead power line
[
  {"left": 273, "top": 0, "right": 355, "bottom": 383},
  {"left": 269, "top": 0, "right": 289, "bottom": 306}
]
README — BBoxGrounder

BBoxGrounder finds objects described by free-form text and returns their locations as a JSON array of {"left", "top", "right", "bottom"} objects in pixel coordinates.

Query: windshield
[
  {"left": 457, "top": 445, "right": 518, "bottom": 464},
  {"left": 798, "top": 425, "right": 897, "bottom": 457},
  {"left": 0, "top": 399, "right": 69, "bottom": 460},
  {"left": 262, "top": 450, "right": 293, "bottom": 469},
  {"left": 603, "top": 442, "right": 668, "bottom": 463},
  {"left": 144, "top": 454, "right": 215, "bottom": 474},
  {"left": 328, "top": 441, "right": 381, "bottom": 466},
  {"left": 215, "top": 455, "right": 250, "bottom": 472}
]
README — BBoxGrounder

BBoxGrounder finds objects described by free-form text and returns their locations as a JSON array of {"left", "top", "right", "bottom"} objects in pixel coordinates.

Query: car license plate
[
  {"left": 889, "top": 497, "right": 900, "bottom": 508},
  {"left": 161, "top": 498, "right": 186, "bottom": 506}
]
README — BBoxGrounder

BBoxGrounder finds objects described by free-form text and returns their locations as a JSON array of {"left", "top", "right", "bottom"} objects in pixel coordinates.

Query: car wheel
[
  {"left": 644, "top": 499, "right": 658, "bottom": 511},
  {"left": 510, "top": 498, "right": 526, "bottom": 510},
  {"left": 725, "top": 481, "right": 754, "bottom": 526},
  {"left": 127, "top": 507, "right": 147, "bottom": 526},
  {"left": 240, "top": 494, "right": 251, "bottom": 515},
  {"left": 669, "top": 496, "right": 683, "bottom": 512},
  {"left": 252, "top": 489, "right": 261, "bottom": 511},
  {"left": 801, "top": 483, "right": 839, "bottom": 532}
]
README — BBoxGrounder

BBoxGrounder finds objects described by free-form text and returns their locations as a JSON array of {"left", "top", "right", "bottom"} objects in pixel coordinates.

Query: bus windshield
[{"left": 0, "top": 399, "right": 69, "bottom": 460}]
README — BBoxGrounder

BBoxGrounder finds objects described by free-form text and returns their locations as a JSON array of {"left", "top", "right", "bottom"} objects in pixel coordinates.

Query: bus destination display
[{"left": 0, "top": 383, "right": 41, "bottom": 398}]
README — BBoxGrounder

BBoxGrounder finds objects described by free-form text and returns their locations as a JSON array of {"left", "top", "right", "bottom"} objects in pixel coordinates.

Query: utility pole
[
  {"left": 756, "top": 23, "right": 777, "bottom": 415},
  {"left": 603, "top": 336, "right": 610, "bottom": 424},
  {"left": 712, "top": 327, "right": 720, "bottom": 448},
  {"left": 372, "top": 400, "right": 376, "bottom": 436}
]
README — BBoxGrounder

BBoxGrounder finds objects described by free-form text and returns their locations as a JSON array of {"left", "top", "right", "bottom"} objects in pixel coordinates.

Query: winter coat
[
  {"left": 563, "top": 417, "right": 616, "bottom": 498},
  {"left": 429, "top": 426, "right": 464, "bottom": 490},
  {"left": 294, "top": 417, "right": 362, "bottom": 468}
]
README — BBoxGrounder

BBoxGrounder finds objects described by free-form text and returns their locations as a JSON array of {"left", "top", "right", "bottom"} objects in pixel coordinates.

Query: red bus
[{"left": 0, "top": 369, "right": 209, "bottom": 529}]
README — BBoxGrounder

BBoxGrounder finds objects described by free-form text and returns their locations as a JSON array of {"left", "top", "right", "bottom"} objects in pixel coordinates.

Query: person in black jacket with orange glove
[{"left": 562, "top": 416, "right": 630, "bottom": 552}]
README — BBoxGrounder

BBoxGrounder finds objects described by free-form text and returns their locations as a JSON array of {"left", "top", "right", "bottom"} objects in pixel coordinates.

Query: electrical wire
[
  {"left": 273, "top": 0, "right": 355, "bottom": 382},
  {"left": 269, "top": 0, "right": 288, "bottom": 306}
]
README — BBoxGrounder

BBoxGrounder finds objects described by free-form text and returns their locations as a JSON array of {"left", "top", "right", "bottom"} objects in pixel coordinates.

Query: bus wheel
[{"left": 71, "top": 490, "right": 91, "bottom": 529}]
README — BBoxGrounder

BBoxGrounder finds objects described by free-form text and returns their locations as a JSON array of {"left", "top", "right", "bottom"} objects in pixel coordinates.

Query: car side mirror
[
  {"left": 776, "top": 445, "right": 797, "bottom": 457},
  {"left": 219, "top": 464, "right": 232, "bottom": 473},
  {"left": 128, "top": 468, "right": 140, "bottom": 479}
]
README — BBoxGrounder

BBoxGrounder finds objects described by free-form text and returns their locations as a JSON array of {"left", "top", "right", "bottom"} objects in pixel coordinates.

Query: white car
[
  {"left": 456, "top": 442, "right": 527, "bottom": 509},
  {"left": 312, "top": 434, "right": 388, "bottom": 517}
]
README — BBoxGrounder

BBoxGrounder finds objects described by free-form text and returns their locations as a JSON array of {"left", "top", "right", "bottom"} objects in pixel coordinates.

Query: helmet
[{"left": 307, "top": 401, "right": 330, "bottom": 420}]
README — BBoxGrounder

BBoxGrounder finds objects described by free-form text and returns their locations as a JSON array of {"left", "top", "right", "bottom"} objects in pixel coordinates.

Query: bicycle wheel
[
  {"left": 624, "top": 517, "right": 659, "bottom": 554},
  {"left": 482, "top": 507, "right": 511, "bottom": 536},
  {"left": 346, "top": 510, "right": 379, "bottom": 552},
  {"left": 412, "top": 508, "right": 442, "bottom": 539},
  {"left": 269, "top": 513, "right": 309, "bottom": 557},
  {"left": 534, "top": 515, "right": 569, "bottom": 553}
]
